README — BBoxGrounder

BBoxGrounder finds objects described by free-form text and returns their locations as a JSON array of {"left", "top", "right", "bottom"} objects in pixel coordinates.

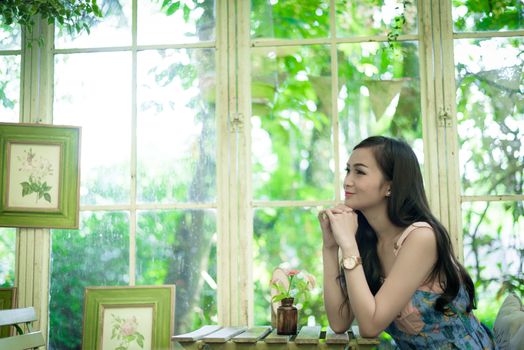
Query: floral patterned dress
[{"left": 384, "top": 222, "right": 498, "bottom": 349}]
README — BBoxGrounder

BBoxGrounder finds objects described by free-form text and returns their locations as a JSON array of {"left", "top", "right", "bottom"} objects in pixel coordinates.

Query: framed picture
[
  {"left": 0, "top": 123, "right": 81, "bottom": 228},
  {"left": 0, "top": 287, "right": 17, "bottom": 338},
  {"left": 83, "top": 285, "right": 176, "bottom": 350}
]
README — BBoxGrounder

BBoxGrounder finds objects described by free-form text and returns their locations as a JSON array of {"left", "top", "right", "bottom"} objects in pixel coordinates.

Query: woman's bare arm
[
  {"left": 325, "top": 209, "right": 438, "bottom": 337},
  {"left": 323, "top": 246, "right": 354, "bottom": 332},
  {"left": 319, "top": 207, "right": 355, "bottom": 333}
]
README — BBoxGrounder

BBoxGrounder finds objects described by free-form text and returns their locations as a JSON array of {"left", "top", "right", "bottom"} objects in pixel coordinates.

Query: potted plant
[{"left": 271, "top": 268, "right": 315, "bottom": 335}]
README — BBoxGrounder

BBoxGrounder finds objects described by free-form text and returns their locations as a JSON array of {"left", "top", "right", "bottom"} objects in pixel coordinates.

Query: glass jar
[{"left": 277, "top": 297, "right": 297, "bottom": 335}]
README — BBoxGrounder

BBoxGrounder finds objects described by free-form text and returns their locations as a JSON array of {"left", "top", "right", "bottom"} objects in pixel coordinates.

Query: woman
[{"left": 320, "top": 136, "right": 497, "bottom": 349}]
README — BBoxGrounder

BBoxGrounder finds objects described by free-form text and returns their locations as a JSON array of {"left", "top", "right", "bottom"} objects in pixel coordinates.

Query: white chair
[{"left": 0, "top": 307, "right": 45, "bottom": 350}]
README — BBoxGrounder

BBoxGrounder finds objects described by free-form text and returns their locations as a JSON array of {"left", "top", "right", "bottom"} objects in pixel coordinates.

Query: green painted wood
[
  {"left": 351, "top": 326, "right": 380, "bottom": 346},
  {"left": 172, "top": 325, "right": 222, "bottom": 342},
  {"left": 0, "top": 308, "right": 37, "bottom": 327},
  {"left": 0, "top": 331, "right": 45, "bottom": 349},
  {"left": 233, "top": 326, "right": 272, "bottom": 343},
  {"left": 263, "top": 328, "right": 291, "bottom": 343},
  {"left": 325, "top": 327, "right": 349, "bottom": 345},
  {"left": 203, "top": 327, "right": 247, "bottom": 343},
  {"left": 295, "top": 326, "right": 322, "bottom": 344}
]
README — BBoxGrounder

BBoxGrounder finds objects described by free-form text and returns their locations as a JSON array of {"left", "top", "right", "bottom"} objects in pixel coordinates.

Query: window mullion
[
  {"left": 237, "top": 0, "right": 253, "bottom": 327},
  {"left": 216, "top": 0, "right": 232, "bottom": 326},
  {"left": 439, "top": 0, "right": 463, "bottom": 261},
  {"left": 17, "top": 15, "right": 54, "bottom": 344}
]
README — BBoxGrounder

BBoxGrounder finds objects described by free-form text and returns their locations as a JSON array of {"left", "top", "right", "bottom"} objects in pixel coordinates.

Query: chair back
[{"left": 0, "top": 307, "right": 45, "bottom": 349}]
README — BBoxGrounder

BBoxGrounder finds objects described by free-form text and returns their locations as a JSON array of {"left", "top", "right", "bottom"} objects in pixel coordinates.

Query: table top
[{"left": 172, "top": 325, "right": 380, "bottom": 347}]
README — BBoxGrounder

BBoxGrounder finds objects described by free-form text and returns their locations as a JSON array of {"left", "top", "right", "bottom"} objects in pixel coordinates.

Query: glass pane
[
  {"left": 138, "top": 0, "right": 216, "bottom": 45},
  {"left": 136, "top": 209, "right": 217, "bottom": 333},
  {"left": 0, "top": 228, "right": 15, "bottom": 287},
  {"left": 0, "top": 55, "right": 20, "bottom": 122},
  {"left": 49, "top": 211, "right": 129, "bottom": 350},
  {"left": 251, "top": 45, "right": 334, "bottom": 201},
  {"left": 453, "top": 0, "right": 524, "bottom": 32},
  {"left": 55, "top": 0, "right": 131, "bottom": 49},
  {"left": 251, "top": 0, "right": 330, "bottom": 39},
  {"left": 254, "top": 207, "right": 324, "bottom": 326},
  {"left": 338, "top": 42, "right": 423, "bottom": 171},
  {"left": 137, "top": 49, "right": 216, "bottom": 203},
  {"left": 462, "top": 201, "right": 523, "bottom": 327},
  {"left": 54, "top": 52, "right": 132, "bottom": 205},
  {"left": 336, "top": 0, "right": 418, "bottom": 37},
  {"left": 0, "top": 24, "right": 21, "bottom": 50},
  {"left": 455, "top": 38, "right": 524, "bottom": 196}
]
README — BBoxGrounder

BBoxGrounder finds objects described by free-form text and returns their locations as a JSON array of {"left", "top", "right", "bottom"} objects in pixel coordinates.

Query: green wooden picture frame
[
  {"left": 82, "top": 285, "right": 175, "bottom": 350},
  {"left": 0, "top": 287, "right": 17, "bottom": 338},
  {"left": 0, "top": 123, "right": 80, "bottom": 228}
]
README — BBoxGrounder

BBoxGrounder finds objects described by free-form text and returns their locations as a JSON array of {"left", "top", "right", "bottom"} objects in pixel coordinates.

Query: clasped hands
[{"left": 318, "top": 204, "right": 358, "bottom": 251}]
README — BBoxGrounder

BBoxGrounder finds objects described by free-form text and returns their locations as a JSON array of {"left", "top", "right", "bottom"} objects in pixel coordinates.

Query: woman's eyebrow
[{"left": 347, "top": 163, "right": 369, "bottom": 168}]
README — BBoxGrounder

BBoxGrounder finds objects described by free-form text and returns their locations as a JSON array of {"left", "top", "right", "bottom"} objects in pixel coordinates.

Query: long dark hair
[{"left": 338, "top": 136, "right": 475, "bottom": 314}]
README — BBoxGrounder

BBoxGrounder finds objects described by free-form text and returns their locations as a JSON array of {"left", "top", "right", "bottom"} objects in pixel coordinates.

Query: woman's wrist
[{"left": 339, "top": 237, "right": 358, "bottom": 256}]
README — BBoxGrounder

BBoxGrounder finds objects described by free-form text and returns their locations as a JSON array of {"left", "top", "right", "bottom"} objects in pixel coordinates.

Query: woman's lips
[{"left": 345, "top": 192, "right": 354, "bottom": 198}]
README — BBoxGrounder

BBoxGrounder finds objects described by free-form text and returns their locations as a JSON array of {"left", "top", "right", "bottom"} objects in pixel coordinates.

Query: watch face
[{"left": 344, "top": 257, "right": 356, "bottom": 269}]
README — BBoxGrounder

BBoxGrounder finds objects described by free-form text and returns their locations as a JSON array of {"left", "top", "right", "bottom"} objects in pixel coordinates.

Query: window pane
[
  {"left": 336, "top": 0, "right": 418, "bottom": 37},
  {"left": 0, "top": 55, "right": 20, "bottom": 123},
  {"left": 136, "top": 209, "right": 217, "bottom": 332},
  {"left": 254, "top": 207, "right": 324, "bottom": 326},
  {"left": 137, "top": 49, "right": 216, "bottom": 203},
  {"left": 49, "top": 211, "right": 130, "bottom": 349},
  {"left": 338, "top": 42, "right": 423, "bottom": 165},
  {"left": 251, "top": 0, "right": 330, "bottom": 39},
  {"left": 138, "top": 0, "right": 216, "bottom": 45},
  {"left": 453, "top": 0, "right": 524, "bottom": 32},
  {"left": 251, "top": 45, "right": 334, "bottom": 201},
  {"left": 455, "top": 38, "right": 524, "bottom": 196},
  {"left": 54, "top": 52, "right": 132, "bottom": 205},
  {"left": 0, "top": 24, "right": 21, "bottom": 50},
  {"left": 55, "top": 0, "right": 131, "bottom": 48},
  {"left": 0, "top": 228, "right": 15, "bottom": 287},
  {"left": 462, "top": 201, "right": 523, "bottom": 327}
]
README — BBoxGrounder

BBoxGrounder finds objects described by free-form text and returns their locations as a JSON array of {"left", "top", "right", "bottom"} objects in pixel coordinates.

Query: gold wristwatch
[{"left": 342, "top": 256, "right": 362, "bottom": 270}]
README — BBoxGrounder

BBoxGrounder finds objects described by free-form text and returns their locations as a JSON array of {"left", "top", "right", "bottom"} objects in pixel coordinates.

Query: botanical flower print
[
  {"left": 111, "top": 314, "right": 145, "bottom": 350},
  {"left": 17, "top": 147, "right": 54, "bottom": 203}
]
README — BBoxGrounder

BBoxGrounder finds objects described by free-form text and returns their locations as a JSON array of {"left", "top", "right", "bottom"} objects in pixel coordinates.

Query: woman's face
[{"left": 343, "top": 147, "right": 390, "bottom": 210}]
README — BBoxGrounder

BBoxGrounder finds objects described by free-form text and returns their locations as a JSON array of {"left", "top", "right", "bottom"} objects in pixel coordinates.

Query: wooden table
[{"left": 172, "top": 325, "right": 380, "bottom": 350}]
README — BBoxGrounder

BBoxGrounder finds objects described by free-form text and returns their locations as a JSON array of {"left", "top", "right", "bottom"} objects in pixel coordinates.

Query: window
[
  {"left": 452, "top": 1, "right": 524, "bottom": 325},
  {"left": 250, "top": 0, "right": 423, "bottom": 325},
  {"left": 49, "top": 2, "right": 217, "bottom": 348},
  {"left": 0, "top": 23, "right": 21, "bottom": 288}
]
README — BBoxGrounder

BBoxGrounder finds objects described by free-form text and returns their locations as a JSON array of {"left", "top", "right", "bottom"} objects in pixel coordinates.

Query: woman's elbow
[
  {"left": 330, "top": 325, "right": 350, "bottom": 334},
  {"left": 358, "top": 326, "right": 382, "bottom": 338}
]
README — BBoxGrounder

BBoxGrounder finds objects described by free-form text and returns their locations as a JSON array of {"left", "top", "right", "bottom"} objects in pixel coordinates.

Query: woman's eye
[
  {"left": 356, "top": 170, "right": 365, "bottom": 175},
  {"left": 345, "top": 167, "right": 350, "bottom": 174}
]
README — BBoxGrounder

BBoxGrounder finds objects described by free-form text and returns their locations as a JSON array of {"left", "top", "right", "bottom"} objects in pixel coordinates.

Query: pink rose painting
[{"left": 110, "top": 314, "right": 145, "bottom": 349}]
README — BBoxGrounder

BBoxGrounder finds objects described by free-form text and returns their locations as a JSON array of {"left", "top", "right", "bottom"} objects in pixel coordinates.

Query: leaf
[
  {"left": 20, "top": 182, "right": 32, "bottom": 196},
  {"left": 137, "top": 334, "right": 144, "bottom": 348},
  {"left": 161, "top": 0, "right": 171, "bottom": 9},
  {"left": 44, "top": 193, "right": 51, "bottom": 203},
  {"left": 166, "top": 3, "right": 180, "bottom": 16}
]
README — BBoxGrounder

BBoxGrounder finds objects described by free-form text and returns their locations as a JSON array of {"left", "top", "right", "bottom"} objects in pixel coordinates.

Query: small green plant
[{"left": 271, "top": 268, "right": 316, "bottom": 304}]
